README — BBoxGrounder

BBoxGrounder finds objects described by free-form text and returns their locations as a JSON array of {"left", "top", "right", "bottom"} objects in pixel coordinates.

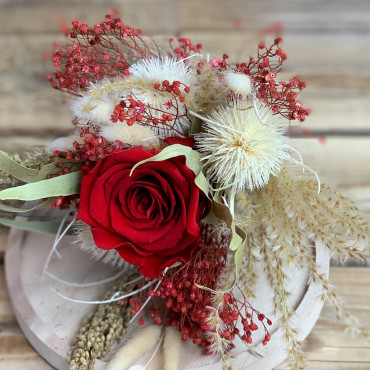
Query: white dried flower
[
  {"left": 128, "top": 57, "right": 195, "bottom": 89},
  {"left": 223, "top": 71, "right": 252, "bottom": 95},
  {"left": 71, "top": 94, "right": 118, "bottom": 126},
  {"left": 46, "top": 134, "right": 84, "bottom": 152},
  {"left": 187, "top": 56, "right": 228, "bottom": 111},
  {"left": 100, "top": 123, "right": 159, "bottom": 148},
  {"left": 195, "top": 103, "right": 291, "bottom": 191},
  {"left": 127, "top": 57, "right": 197, "bottom": 135},
  {"left": 71, "top": 57, "right": 198, "bottom": 137}
]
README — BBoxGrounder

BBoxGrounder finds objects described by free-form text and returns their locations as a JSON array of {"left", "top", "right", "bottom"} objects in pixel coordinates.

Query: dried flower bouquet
[{"left": 0, "top": 14, "right": 368, "bottom": 370}]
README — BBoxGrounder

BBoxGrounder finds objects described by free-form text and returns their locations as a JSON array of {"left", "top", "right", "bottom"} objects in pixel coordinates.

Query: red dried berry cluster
[
  {"left": 44, "top": 157, "right": 79, "bottom": 209},
  {"left": 236, "top": 37, "right": 310, "bottom": 121},
  {"left": 211, "top": 54, "right": 229, "bottom": 71},
  {"left": 147, "top": 241, "right": 227, "bottom": 349},
  {"left": 142, "top": 226, "right": 271, "bottom": 354},
  {"left": 53, "top": 132, "right": 112, "bottom": 163},
  {"left": 154, "top": 80, "right": 190, "bottom": 103},
  {"left": 50, "top": 195, "right": 79, "bottom": 209},
  {"left": 49, "top": 131, "right": 115, "bottom": 209},
  {"left": 169, "top": 37, "right": 202, "bottom": 60},
  {"left": 48, "top": 15, "right": 160, "bottom": 93},
  {"left": 110, "top": 88, "right": 190, "bottom": 136},
  {"left": 230, "top": 286, "right": 272, "bottom": 347},
  {"left": 111, "top": 95, "right": 146, "bottom": 126}
]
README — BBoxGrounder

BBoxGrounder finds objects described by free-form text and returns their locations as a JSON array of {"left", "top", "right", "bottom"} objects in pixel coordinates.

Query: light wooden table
[{"left": 0, "top": 0, "right": 369, "bottom": 368}]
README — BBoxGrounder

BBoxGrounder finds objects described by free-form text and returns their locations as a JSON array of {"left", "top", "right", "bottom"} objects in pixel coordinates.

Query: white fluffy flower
[
  {"left": 46, "top": 134, "right": 84, "bottom": 152},
  {"left": 128, "top": 57, "right": 195, "bottom": 88},
  {"left": 127, "top": 57, "right": 197, "bottom": 135},
  {"left": 223, "top": 71, "right": 252, "bottom": 95},
  {"left": 100, "top": 124, "right": 159, "bottom": 148},
  {"left": 195, "top": 103, "right": 291, "bottom": 191},
  {"left": 71, "top": 94, "right": 119, "bottom": 126},
  {"left": 70, "top": 57, "right": 198, "bottom": 137}
]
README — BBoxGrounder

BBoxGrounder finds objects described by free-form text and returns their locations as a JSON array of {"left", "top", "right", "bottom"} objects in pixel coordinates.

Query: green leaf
[
  {"left": 206, "top": 196, "right": 247, "bottom": 277},
  {"left": 0, "top": 150, "right": 81, "bottom": 183},
  {"left": 0, "top": 198, "right": 55, "bottom": 213},
  {"left": 0, "top": 217, "right": 64, "bottom": 234},
  {"left": 130, "top": 144, "right": 210, "bottom": 198},
  {"left": 0, "top": 150, "right": 40, "bottom": 182},
  {"left": 0, "top": 171, "right": 82, "bottom": 201},
  {"left": 211, "top": 199, "right": 245, "bottom": 251}
]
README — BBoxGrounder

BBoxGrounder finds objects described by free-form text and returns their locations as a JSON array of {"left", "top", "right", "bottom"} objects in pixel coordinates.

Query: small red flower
[{"left": 77, "top": 147, "right": 209, "bottom": 278}]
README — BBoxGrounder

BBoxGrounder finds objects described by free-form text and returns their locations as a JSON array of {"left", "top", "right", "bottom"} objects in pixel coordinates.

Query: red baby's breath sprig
[
  {"left": 169, "top": 37, "right": 202, "bottom": 60},
  {"left": 211, "top": 54, "right": 229, "bottom": 71},
  {"left": 232, "top": 284, "right": 272, "bottom": 346},
  {"left": 153, "top": 80, "right": 190, "bottom": 102},
  {"left": 236, "top": 37, "right": 310, "bottom": 121},
  {"left": 142, "top": 225, "right": 271, "bottom": 355},
  {"left": 48, "top": 14, "right": 160, "bottom": 94},
  {"left": 53, "top": 132, "right": 113, "bottom": 164},
  {"left": 50, "top": 195, "right": 79, "bottom": 209},
  {"left": 110, "top": 90, "right": 191, "bottom": 137}
]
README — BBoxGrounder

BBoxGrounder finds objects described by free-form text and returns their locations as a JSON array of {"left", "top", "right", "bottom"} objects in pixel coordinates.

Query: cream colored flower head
[
  {"left": 195, "top": 103, "right": 291, "bottom": 191},
  {"left": 71, "top": 57, "right": 197, "bottom": 137},
  {"left": 223, "top": 71, "right": 252, "bottom": 95},
  {"left": 127, "top": 57, "right": 197, "bottom": 134}
]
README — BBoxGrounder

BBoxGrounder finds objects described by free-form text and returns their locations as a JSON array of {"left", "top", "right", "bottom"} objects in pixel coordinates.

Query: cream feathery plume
[
  {"left": 127, "top": 57, "right": 196, "bottom": 134},
  {"left": 223, "top": 71, "right": 252, "bottom": 95},
  {"left": 71, "top": 93, "right": 120, "bottom": 126},
  {"left": 163, "top": 326, "right": 182, "bottom": 370},
  {"left": 100, "top": 123, "right": 160, "bottom": 148},
  {"left": 195, "top": 102, "right": 291, "bottom": 192},
  {"left": 106, "top": 325, "right": 162, "bottom": 370},
  {"left": 46, "top": 133, "right": 84, "bottom": 152},
  {"left": 71, "top": 57, "right": 198, "bottom": 136},
  {"left": 128, "top": 57, "right": 195, "bottom": 90}
]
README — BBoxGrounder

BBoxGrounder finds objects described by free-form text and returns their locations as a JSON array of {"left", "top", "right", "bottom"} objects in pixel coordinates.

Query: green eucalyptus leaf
[
  {"left": 0, "top": 171, "right": 82, "bottom": 201},
  {"left": 0, "top": 198, "right": 55, "bottom": 213},
  {"left": 0, "top": 150, "right": 40, "bottom": 182},
  {"left": 206, "top": 197, "right": 247, "bottom": 277},
  {"left": 0, "top": 217, "right": 63, "bottom": 234},
  {"left": 0, "top": 150, "right": 81, "bottom": 183}
]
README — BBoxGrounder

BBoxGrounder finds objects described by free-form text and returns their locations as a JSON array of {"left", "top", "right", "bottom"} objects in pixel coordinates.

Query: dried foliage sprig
[
  {"left": 236, "top": 170, "right": 369, "bottom": 367},
  {"left": 67, "top": 269, "right": 140, "bottom": 370}
]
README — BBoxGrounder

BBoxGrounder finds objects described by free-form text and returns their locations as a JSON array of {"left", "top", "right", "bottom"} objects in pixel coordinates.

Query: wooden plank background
[{"left": 0, "top": 0, "right": 369, "bottom": 369}]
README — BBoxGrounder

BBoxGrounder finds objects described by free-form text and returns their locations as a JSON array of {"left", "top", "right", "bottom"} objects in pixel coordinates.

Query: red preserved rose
[{"left": 77, "top": 147, "right": 209, "bottom": 278}]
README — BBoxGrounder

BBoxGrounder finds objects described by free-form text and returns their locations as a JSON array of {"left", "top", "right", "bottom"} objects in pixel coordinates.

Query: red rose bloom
[{"left": 77, "top": 147, "right": 209, "bottom": 278}]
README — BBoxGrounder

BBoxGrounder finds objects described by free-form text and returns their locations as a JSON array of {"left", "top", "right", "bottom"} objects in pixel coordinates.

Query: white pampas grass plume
[
  {"left": 106, "top": 325, "right": 162, "bottom": 370},
  {"left": 46, "top": 134, "right": 83, "bottom": 152},
  {"left": 71, "top": 94, "right": 118, "bottom": 126},
  {"left": 100, "top": 123, "right": 160, "bottom": 149},
  {"left": 128, "top": 366, "right": 145, "bottom": 370},
  {"left": 195, "top": 103, "right": 291, "bottom": 191},
  {"left": 163, "top": 326, "right": 181, "bottom": 370},
  {"left": 71, "top": 57, "right": 198, "bottom": 136},
  {"left": 127, "top": 57, "right": 197, "bottom": 135},
  {"left": 223, "top": 71, "right": 252, "bottom": 95},
  {"left": 128, "top": 57, "right": 195, "bottom": 90}
]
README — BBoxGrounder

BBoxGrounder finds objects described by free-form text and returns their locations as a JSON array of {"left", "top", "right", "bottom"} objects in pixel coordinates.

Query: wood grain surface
[{"left": 0, "top": 0, "right": 369, "bottom": 369}]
